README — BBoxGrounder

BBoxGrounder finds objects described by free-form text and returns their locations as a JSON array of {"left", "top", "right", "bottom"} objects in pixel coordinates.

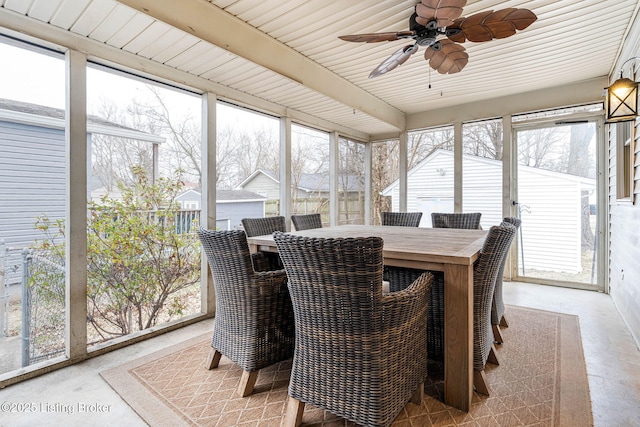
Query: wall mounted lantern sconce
[{"left": 606, "top": 57, "right": 640, "bottom": 123}]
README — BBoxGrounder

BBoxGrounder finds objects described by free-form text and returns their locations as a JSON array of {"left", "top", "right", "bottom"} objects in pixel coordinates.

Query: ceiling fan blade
[
  {"left": 369, "top": 44, "right": 418, "bottom": 78},
  {"left": 447, "top": 8, "right": 537, "bottom": 43},
  {"left": 424, "top": 39, "right": 468, "bottom": 74},
  {"left": 415, "top": 0, "right": 467, "bottom": 28},
  {"left": 338, "top": 31, "right": 415, "bottom": 43}
]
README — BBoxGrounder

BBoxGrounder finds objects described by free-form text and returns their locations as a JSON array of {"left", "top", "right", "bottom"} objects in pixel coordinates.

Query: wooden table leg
[{"left": 443, "top": 263, "right": 473, "bottom": 412}]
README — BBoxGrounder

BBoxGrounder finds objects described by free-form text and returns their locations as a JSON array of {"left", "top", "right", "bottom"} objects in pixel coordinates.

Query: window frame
[{"left": 616, "top": 121, "right": 635, "bottom": 202}]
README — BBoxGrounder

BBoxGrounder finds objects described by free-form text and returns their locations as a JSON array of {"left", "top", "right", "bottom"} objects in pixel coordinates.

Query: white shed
[{"left": 382, "top": 150, "right": 595, "bottom": 274}]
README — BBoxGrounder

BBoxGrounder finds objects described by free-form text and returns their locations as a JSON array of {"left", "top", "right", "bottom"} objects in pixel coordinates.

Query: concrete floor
[{"left": 0, "top": 281, "right": 639, "bottom": 426}]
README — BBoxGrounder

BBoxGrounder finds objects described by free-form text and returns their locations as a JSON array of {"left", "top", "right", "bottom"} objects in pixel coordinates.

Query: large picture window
[
  {"left": 84, "top": 65, "right": 203, "bottom": 346},
  {"left": 291, "top": 124, "right": 330, "bottom": 225},
  {"left": 371, "top": 139, "right": 399, "bottom": 225},
  {"left": 462, "top": 119, "right": 503, "bottom": 229},
  {"left": 0, "top": 39, "right": 67, "bottom": 373},
  {"left": 338, "top": 138, "right": 365, "bottom": 225},
  {"left": 217, "top": 103, "right": 280, "bottom": 227}
]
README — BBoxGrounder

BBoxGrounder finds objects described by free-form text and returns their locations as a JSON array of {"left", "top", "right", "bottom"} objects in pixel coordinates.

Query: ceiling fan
[{"left": 338, "top": 0, "right": 537, "bottom": 78}]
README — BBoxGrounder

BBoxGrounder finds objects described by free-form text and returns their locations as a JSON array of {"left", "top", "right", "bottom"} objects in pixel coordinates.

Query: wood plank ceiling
[{"left": 0, "top": 0, "right": 638, "bottom": 139}]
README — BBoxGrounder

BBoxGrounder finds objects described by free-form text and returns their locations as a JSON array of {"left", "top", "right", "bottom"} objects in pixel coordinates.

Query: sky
[{"left": 0, "top": 41, "right": 277, "bottom": 130}]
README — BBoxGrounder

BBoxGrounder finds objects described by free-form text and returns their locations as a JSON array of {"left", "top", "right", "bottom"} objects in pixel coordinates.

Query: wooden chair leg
[
  {"left": 409, "top": 382, "right": 424, "bottom": 405},
  {"left": 487, "top": 344, "right": 500, "bottom": 366},
  {"left": 206, "top": 348, "right": 222, "bottom": 370},
  {"left": 499, "top": 314, "right": 509, "bottom": 328},
  {"left": 237, "top": 370, "right": 259, "bottom": 397},
  {"left": 474, "top": 370, "right": 491, "bottom": 396},
  {"left": 282, "top": 396, "right": 305, "bottom": 427},
  {"left": 492, "top": 323, "right": 504, "bottom": 344}
]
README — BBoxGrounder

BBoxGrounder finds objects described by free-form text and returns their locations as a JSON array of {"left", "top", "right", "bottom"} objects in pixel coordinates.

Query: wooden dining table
[{"left": 247, "top": 224, "right": 488, "bottom": 412}]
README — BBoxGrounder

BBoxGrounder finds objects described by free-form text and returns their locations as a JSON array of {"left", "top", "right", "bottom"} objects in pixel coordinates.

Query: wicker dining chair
[
  {"left": 197, "top": 228, "right": 294, "bottom": 397},
  {"left": 290, "top": 213, "right": 322, "bottom": 231},
  {"left": 471, "top": 222, "right": 517, "bottom": 394},
  {"left": 491, "top": 216, "right": 522, "bottom": 344},
  {"left": 385, "top": 223, "right": 516, "bottom": 395},
  {"left": 241, "top": 216, "right": 287, "bottom": 270},
  {"left": 431, "top": 212, "right": 482, "bottom": 229},
  {"left": 381, "top": 211, "right": 423, "bottom": 227},
  {"left": 274, "top": 232, "right": 433, "bottom": 427}
]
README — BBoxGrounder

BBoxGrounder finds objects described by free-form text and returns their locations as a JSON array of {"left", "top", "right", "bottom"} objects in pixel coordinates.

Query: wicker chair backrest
[
  {"left": 291, "top": 213, "right": 322, "bottom": 231},
  {"left": 241, "top": 216, "right": 286, "bottom": 237},
  {"left": 431, "top": 212, "right": 482, "bottom": 229},
  {"left": 381, "top": 211, "right": 423, "bottom": 227}
]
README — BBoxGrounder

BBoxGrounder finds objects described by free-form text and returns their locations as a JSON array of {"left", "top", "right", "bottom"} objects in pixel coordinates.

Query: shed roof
[
  {"left": 177, "top": 188, "right": 266, "bottom": 202},
  {"left": 0, "top": 97, "right": 165, "bottom": 144},
  {"left": 238, "top": 169, "right": 362, "bottom": 192}
]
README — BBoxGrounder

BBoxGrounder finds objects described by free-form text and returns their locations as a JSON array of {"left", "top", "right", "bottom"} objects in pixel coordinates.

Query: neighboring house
[
  {"left": 175, "top": 188, "right": 201, "bottom": 210},
  {"left": 176, "top": 188, "right": 266, "bottom": 231},
  {"left": 382, "top": 149, "right": 596, "bottom": 274},
  {"left": 236, "top": 169, "right": 363, "bottom": 200},
  {"left": 0, "top": 98, "right": 163, "bottom": 285}
]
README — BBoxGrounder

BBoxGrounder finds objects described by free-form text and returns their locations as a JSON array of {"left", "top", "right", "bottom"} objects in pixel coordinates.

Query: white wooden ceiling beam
[
  {"left": 405, "top": 78, "right": 608, "bottom": 130},
  {"left": 116, "top": 0, "right": 405, "bottom": 131}
]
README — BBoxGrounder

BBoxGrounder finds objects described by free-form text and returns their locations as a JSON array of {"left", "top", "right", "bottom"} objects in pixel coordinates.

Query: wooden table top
[{"left": 248, "top": 224, "right": 488, "bottom": 270}]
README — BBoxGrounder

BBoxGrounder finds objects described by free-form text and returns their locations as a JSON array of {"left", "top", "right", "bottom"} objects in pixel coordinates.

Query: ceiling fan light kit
[{"left": 338, "top": 0, "right": 537, "bottom": 78}]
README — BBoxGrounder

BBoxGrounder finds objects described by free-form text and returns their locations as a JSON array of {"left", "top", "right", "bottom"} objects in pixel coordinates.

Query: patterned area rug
[{"left": 101, "top": 306, "right": 592, "bottom": 426}]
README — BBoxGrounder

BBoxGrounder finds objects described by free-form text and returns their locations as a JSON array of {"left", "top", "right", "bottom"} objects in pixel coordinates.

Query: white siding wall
[
  {"left": 241, "top": 174, "right": 279, "bottom": 199},
  {"left": 462, "top": 155, "right": 502, "bottom": 228},
  {"left": 0, "top": 120, "right": 65, "bottom": 284},
  {"left": 402, "top": 152, "right": 455, "bottom": 227},
  {"left": 609, "top": 119, "right": 640, "bottom": 346},
  {"left": 518, "top": 168, "right": 582, "bottom": 273},
  {"left": 217, "top": 201, "right": 265, "bottom": 230},
  {"left": 387, "top": 150, "right": 585, "bottom": 273}
]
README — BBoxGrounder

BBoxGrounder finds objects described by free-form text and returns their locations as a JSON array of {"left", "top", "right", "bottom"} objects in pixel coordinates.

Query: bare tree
[
  {"left": 518, "top": 127, "right": 565, "bottom": 169},
  {"left": 90, "top": 97, "right": 156, "bottom": 190},
  {"left": 565, "top": 124, "right": 596, "bottom": 248},
  {"left": 371, "top": 141, "right": 399, "bottom": 224},
  {"left": 339, "top": 138, "right": 365, "bottom": 224},
  {"left": 130, "top": 86, "right": 202, "bottom": 185},
  {"left": 408, "top": 127, "right": 454, "bottom": 168},
  {"left": 216, "top": 125, "right": 279, "bottom": 188},
  {"left": 291, "top": 128, "right": 330, "bottom": 214},
  {"left": 463, "top": 120, "right": 503, "bottom": 159}
]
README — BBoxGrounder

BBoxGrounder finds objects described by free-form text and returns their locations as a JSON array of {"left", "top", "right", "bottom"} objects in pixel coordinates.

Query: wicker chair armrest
[{"left": 381, "top": 271, "right": 433, "bottom": 327}]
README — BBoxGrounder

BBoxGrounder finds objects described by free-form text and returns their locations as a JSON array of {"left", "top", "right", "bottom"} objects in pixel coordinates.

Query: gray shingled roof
[
  {"left": 0, "top": 97, "right": 142, "bottom": 131},
  {"left": 180, "top": 188, "right": 265, "bottom": 201},
  {"left": 216, "top": 189, "right": 265, "bottom": 201},
  {"left": 259, "top": 170, "right": 362, "bottom": 192}
]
